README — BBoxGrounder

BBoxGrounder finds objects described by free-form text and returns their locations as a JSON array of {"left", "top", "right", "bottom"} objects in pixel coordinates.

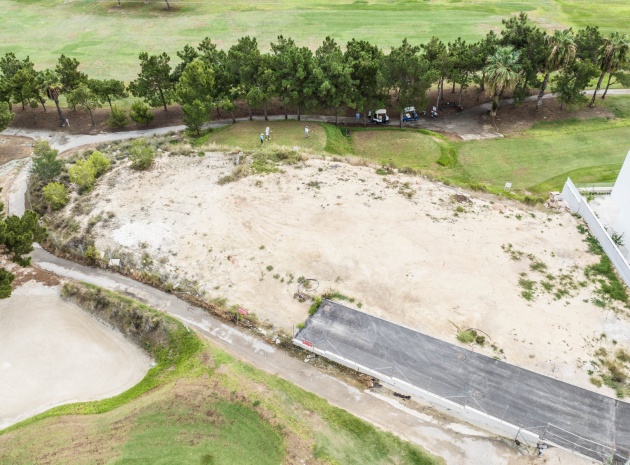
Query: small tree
[
  {"left": 88, "top": 78, "right": 128, "bottom": 110},
  {"left": 130, "top": 101, "right": 154, "bottom": 125},
  {"left": 42, "top": 182, "right": 69, "bottom": 210},
  {"left": 128, "top": 52, "right": 174, "bottom": 111},
  {"left": 88, "top": 151, "right": 111, "bottom": 176},
  {"left": 182, "top": 100, "right": 207, "bottom": 136},
  {"left": 1, "top": 210, "right": 47, "bottom": 266},
  {"left": 107, "top": 106, "right": 129, "bottom": 128},
  {"left": 67, "top": 84, "right": 101, "bottom": 125},
  {"left": 128, "top": 139, "right": 155, "bottom": 170},
  {"left": 0, "top": 268, "right": 14, "bottom": 299},
  {"left": 551, "top": 59, "right": 600, "bottom": 109},
  {"left": 68, "top": 159, "right": 97, "bottom": 191},
  {"left": 0, "top": 102, "right": 13, "bottom": 131},
  {"left": 31, "top": 140, "right": 62, "bottom": 181}
]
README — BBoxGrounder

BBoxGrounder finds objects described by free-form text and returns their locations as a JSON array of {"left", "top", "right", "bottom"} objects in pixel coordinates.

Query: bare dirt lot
[
  {"left": 65, "top": 151, "right": 630, "bottom": 395},
  {"left": 0, "top": 281, "right": 151, "bottom": 429}
]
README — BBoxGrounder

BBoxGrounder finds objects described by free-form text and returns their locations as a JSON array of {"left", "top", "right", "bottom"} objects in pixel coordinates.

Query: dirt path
[{"left": 3, "top": 90, "right": 630, "bottom": 147}]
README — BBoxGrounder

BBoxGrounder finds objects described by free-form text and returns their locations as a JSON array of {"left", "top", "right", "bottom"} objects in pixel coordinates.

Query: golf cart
[
  {"left": 403, "top": 106, "right": 418, "bottom": 122},
  {"left": 370, "top": 109, "right": 390, "bottom": 124}
]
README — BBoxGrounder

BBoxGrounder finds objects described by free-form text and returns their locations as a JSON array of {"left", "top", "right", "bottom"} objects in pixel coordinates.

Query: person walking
[
  {"left": 304, "top": 125, "right": 309, "bottom": 138},
  {"left": 260, "top": 133, "right": 264, "bottom": 146},
  {"left": 265, "top": 126, "right": 271, "bottom": 140}
]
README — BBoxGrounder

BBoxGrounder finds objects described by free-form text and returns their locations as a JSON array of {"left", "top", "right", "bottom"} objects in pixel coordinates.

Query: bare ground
[{"left": 61, "top": 151, "right": 630, "bottom": 397}]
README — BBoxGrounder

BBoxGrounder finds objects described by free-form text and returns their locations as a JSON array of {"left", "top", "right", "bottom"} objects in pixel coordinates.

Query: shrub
[
  {"left": 130, "top": 101, "right": 154, "bottom": 125},
  {"left": 68, "top": 159, "right": 97, "bottom": 191},
  {"left": 457, "top": 329, "right": 476, "bottom": 344},
  {"left": 88, "top": 151, "right": 111, "bottom": 177},
  {"left": 107, "top": 106, "right": 129, "bottom": 128},
  {"left": 128, "top": 139, "right": 155, "bottom": 170},
  {"left": 42, "top": 182, "right": 69, "bottom": 210},
  {"left": 84, "top": 245, "right": 100, "bottom": 262},
  {"left": 31, "top": 140, "right": 62, "bottom": 181}
]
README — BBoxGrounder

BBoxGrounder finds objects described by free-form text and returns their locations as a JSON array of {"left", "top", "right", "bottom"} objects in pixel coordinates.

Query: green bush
[
  {"left": 88, "top": 151, "right": 111, "bottom": 177},
  {"left": 107, "top": 106, "right": 129, "bottom": 128},
  {"left": 128, "top": 139, "right": 156, "bottom": 170},
  {"left": 31, "top": 140, "right": 62, "bottom": 181},
  {"left": 42, "top": 182, "right": 69, "bottom": 210},
  {"left": 68, "top": 159, "right": 97, "bottom": 191},
  {"left": 84, "top": 245, "right": 100, "bottom": 262},
  {"left": 457, "top": 329, "right": 477, "bottom": 344},
  {"left": 130, "top": 101, "right": 154, "bottom": 125}
]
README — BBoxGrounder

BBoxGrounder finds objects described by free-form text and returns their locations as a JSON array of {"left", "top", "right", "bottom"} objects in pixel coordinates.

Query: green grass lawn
[
  {"left": 352, "top": 128, "right": 444, "bottom": 169},
  {"left": 194, "top": 98, "right": 630, "bottom": 198},
  {"left": 201, "top": 120, "right": 327, "bottom": 152},
  {"left": 455, "top": 96, "right": 630, "bottom": 193},
  {"left": 2, "top": 0, "right": 629, "bottom": 80}
]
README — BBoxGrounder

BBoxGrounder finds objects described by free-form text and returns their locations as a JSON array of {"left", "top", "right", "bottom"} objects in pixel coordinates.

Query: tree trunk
[
  {"left": 536, "top": 72, "right": 550, "bottom": 110},
  {"left": 436, "top": 78, "right": 443, "bottom": 110},
  {"left": 490, "top": 90, "right": 499, "bottom": 116},
  {"left": 38, "top": 96, "right": 46, "bottom": 112},
  {"left": 263, "top": 102, "right": 268, "bottom": 121},
  {"left": 602, "top": 73, "right": 616, "bottom": 99},
  {"left": 458, "top": 85, "right": 464, "bottom": 106},
  {"left": 230, "top": 110, "right": 236, "bottom": 124},
  {"left": 88, "top": 108, "right": 94, "bottom": 126},
  {"left": 480, "top": 71, "right": 486, "bottom": 92},
  {"left": 335, "top": 108, "right": 338, "bottom": 125},
  {"left": 216, "top": 106, "right": 221, "bottom": 118},
  {"left": 107, "top": 96, "right": 113, "bottom": 110},
  {"left": 399, "top": 109, "right": 403, "bottom": 128},
  {"left": 451, "top": 80, "right": 456, "bottom": 93},
  {"left": 159, "top": 88, "right": 167, "bottom": 111},
  {"left": 165, "top": 0, "right": 170, "bottom": 10},
  {"left": 54, "top": 99, "right": 65, "bottom": 126},
  {"left": 590, "top": 70, "right": 607, "bottom": 107},
  {"left": 297, "top": 106, "right": 301, "bottom": 121},
  {"left": 247, "top": 102, "right": 252, "bottom": 121}
]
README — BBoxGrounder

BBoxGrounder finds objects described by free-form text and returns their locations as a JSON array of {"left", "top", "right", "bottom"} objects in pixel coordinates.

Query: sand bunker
[{"left": 0, "top": 282, "right": 151, "bottom": 429}]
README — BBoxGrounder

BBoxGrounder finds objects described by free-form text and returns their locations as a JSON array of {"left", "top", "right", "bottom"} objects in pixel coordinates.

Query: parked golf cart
[
  {"left": 370, "top": 109, "right": 390, "bottom": 124},
  {"left": 403, "top": 106, "right": 418, "bottom": 122}
]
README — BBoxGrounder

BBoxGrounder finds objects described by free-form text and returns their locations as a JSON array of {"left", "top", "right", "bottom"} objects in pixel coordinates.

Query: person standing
[
  {"left": 304, "top": 125, "right": 309, "bottom": 138},
  {"left": 265, "top": 126, "right": 271, "bottom": 140},
  {"left": 260, "top": 133, "right": 264, "bottom": 145}
]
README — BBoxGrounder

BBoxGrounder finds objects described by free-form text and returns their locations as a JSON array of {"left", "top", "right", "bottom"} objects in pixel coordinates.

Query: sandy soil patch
[
  {"left": 0, "top": 281, "right": 151, "bottom": 429},
  {"left": 71, "top": 152, "right": 630, "bottom": 393}
]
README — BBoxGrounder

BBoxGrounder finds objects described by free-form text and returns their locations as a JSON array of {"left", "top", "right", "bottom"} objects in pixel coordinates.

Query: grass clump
[
  {"left": 309, "top": 296, "right": 323, "bottom": 316},
  {"left": 456, "top": 328, "right": 485, "bottom": 345},
  {"left": 323, "top": 123, "right": 353, "bottom": 155},
  {"left": 583, "top": 230, "right": 629, "bottom": 306}
]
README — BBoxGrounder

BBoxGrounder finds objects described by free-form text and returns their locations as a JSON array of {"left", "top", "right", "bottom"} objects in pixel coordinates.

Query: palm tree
[
  {"left": 590, "top": 32, "right": 630, "bottom": 107},
  {"left": 484, "top": 46, "right": 522, "bottom": 116},
  {"left": 36, "top": 69, "right": 66, "bottom": 127},
  {"left": 536, "top": 29, "right": 576, "bottom": 109}
]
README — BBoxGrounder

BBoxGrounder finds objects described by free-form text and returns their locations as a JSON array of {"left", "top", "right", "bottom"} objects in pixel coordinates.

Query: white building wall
[{"left": 612, "top": 151, "right": 630, "bottom": 238}]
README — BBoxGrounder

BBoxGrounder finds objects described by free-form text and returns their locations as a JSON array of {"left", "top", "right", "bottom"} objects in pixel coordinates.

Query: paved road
[
  {"left": 29, "top": 245, "right": 569, "bottom": 465},
  {"left": 297, "top": 300, "right": 630, "bottom": 464}
]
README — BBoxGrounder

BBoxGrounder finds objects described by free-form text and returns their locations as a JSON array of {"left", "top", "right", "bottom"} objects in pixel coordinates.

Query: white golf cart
[{"left": 370, "top": 109, "right": 390, "bottom": 124}]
